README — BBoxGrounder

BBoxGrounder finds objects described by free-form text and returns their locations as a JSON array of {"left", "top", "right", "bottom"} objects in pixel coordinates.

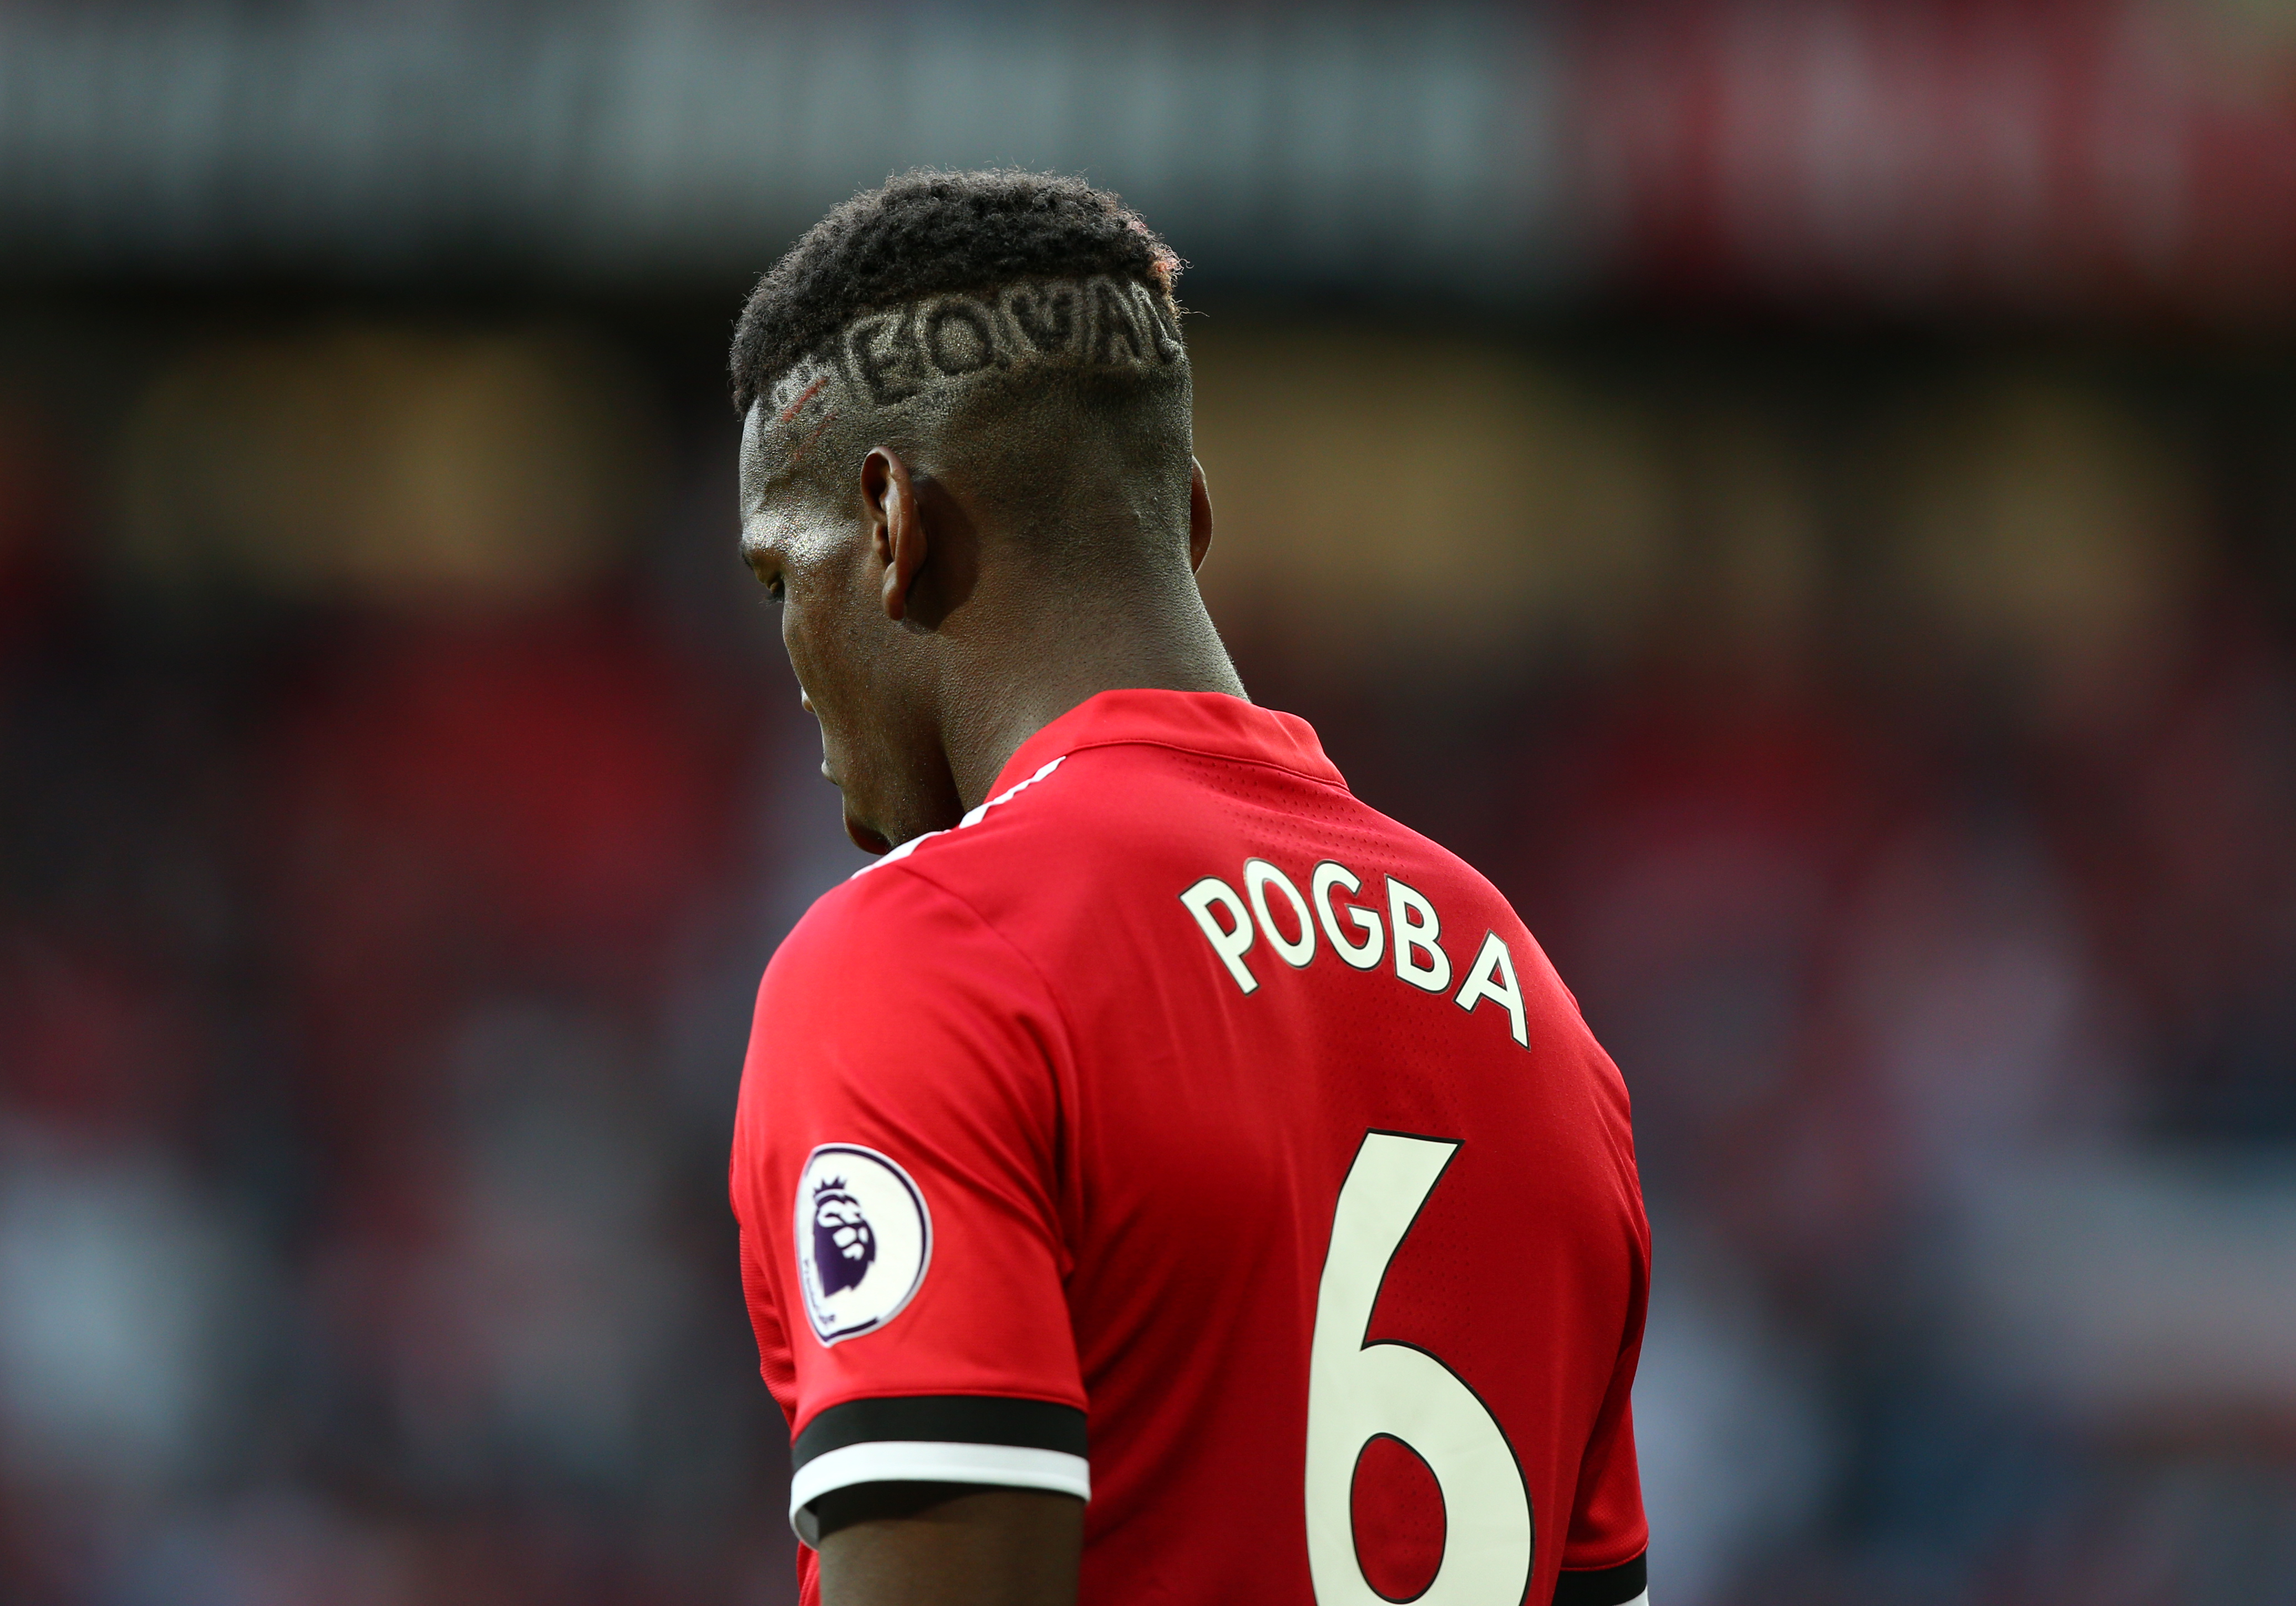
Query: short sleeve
[
  {"left": 728, "top": 866, "right": 1086, "bottom": 1544},
  {"left": 1553, "top": 1329, "right": 1650, "bottom": 1605}
]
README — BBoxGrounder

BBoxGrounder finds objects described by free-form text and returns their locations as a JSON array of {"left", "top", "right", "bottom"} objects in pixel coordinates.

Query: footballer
[{"left": 727, "top": 171, "right": 1651, "bottom": 1606}]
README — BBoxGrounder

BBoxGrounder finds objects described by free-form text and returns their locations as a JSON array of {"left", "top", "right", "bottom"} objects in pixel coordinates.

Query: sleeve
[
  {"left": 1553, "top": 1296, "right": 1650, "bottom": 1605},
  {"left": 728, "top": 866, "right": 1086, "bottom": 1546}
]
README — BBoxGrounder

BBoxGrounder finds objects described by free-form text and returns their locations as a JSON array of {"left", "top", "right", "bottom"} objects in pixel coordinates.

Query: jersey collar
[{"left": 990, "top": 689, "right": 1347, "bottom": 797}]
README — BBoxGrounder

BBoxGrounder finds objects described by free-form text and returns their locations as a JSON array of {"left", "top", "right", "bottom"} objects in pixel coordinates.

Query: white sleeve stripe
[
  {"left": 787, "top": 1441, "right": 1091, "bottom": 1543},
  {"left": 1619, "top": 1593, "right": 1650, "bottom": 1606},
  {"left": 849, "top": 755, "right": 1067, "bottom": 878}
]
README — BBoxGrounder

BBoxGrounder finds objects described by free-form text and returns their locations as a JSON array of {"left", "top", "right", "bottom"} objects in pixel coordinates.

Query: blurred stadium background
[{"left": 4, "top": 1, "right": 2295, "bottom": 1602}]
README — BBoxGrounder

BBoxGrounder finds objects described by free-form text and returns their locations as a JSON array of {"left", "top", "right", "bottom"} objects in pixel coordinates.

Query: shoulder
[
  {"left": 761, "top": 755, "right": 1090, "bottom": 1013},
  {"left": 819, "top": 750, "right": 1119, "bottom": 912},
  {"left": 763, "top": 856, "right": 1015, "bottom": 1012},
  {"left": 740, "top": 852, "right": 1070, "bottom": 1141}
]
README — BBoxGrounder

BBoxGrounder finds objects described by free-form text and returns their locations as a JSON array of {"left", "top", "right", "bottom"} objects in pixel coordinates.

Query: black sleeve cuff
[
  {"left": 787, "top": 1395, "right": 1091, "bottom": 1547},
  {"left": 792, "top": 1394, "right": 1088, "bottom": 1471},
  {"left": 1553, "top": 1551, "right": 1648, "bottom": 1606}
]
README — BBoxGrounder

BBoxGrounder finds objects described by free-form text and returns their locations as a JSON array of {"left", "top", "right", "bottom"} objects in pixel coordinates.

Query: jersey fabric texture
[{"left": 730, "top": 690, "right": 1650, "bottom": 1606}]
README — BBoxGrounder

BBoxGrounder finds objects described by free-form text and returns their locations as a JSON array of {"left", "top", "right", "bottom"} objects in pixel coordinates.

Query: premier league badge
[{"left": 795, "top": 1143, "right": 932, "bottom": 1344}]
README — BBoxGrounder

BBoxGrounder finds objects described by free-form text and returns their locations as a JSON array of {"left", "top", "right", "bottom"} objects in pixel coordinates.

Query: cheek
[
  {"left": 784, "top": 558, "right": 875, "bottom": 708},
  {"left": 780, "top": 601, "right": 830, "bottom": 691},
  {"left": 781, "top": 600, "right": 861, "bottom": 736},
  {"left": 778, "top": 601, "right": 806, "bottom": 673}
]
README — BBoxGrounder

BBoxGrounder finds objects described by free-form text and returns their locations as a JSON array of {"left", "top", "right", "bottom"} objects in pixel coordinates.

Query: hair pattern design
[{"left": 756, "top": 276, "right": 1186, "bottom": 446}]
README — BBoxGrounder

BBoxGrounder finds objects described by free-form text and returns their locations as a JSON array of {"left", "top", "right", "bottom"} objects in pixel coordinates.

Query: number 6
[{"left": 1306, "top": 1132, "right": 1534, "bottom": 1605}]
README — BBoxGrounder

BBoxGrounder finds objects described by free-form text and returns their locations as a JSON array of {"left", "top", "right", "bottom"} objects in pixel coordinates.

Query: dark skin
[
  {"left": 736, "top": 404, "right": 1243, "bottom": 1605},
  {"left": 809, "top": 1483, "right": 1085, "bottom": 1606},
  {"left": 737, "top": 404, "right": 1243, "bottom": 853}
]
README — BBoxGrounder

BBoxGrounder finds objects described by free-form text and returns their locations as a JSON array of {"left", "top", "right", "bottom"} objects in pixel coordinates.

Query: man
[{"left": 727, "top": 170, "right": 1650, "bottom": 1606}]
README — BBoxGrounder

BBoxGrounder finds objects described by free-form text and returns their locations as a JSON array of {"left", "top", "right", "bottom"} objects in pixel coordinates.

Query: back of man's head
[{"left": 731, "top": 170, "right": 1193, "bottom": 566}]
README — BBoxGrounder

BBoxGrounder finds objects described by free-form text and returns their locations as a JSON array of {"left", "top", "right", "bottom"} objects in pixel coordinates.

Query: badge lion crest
[{"left": 794, "top": 1143, "right": 932, "bottom": 1344}]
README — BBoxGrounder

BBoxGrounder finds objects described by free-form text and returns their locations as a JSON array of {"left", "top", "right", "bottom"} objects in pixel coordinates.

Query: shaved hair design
[
  {"left": 733, "top": 172, "right": 1197, "bottom": 561},
  {"left": 730, "top": 169, "right": 1181, "bottom": 414},
  {"left": 750, "top": 276, "right": 1187, "bottom": 490}
]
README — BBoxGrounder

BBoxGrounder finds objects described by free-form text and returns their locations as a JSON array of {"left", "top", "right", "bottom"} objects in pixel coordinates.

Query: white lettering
[
  {"left": 1244, "top": 859, "right": 1316, "bottom": 968},
  {"left": 1181, "top": 877, "right": 1259, "bottom": 994},
  {"left": 1386, "top": 878, "right": 1450, "bottom": 993},
  {"left": 1454, "top": 931, "right": 1528, "bottom": 1047},
  {"left": 1312, "top": 861, "right": 1385, "bottom": 970}
]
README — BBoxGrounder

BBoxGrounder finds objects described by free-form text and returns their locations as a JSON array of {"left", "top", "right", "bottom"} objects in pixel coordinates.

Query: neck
[{"left": 938, "top": 573, "right": 1245, "bottom": 810}]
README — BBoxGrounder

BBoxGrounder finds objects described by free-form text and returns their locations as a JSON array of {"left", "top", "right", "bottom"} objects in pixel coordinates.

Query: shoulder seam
[
  {"left": 851, "top": 861, "right": 1084, "bottom": 1217},
  {"left": 877, "top": 862, "right": 1085, "bottom": 1097},
  {"left": 848, "top": 754, "right": 1069, "bottom": 881},
  {"left": 806, "top": 861, "right": 1084, "bottom": 1261}
]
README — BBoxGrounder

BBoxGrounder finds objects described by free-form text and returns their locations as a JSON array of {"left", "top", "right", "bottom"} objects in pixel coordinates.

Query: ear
[
  {"left": 861, "top": 447, "right": 927, "bottom": 622},
  {"left": 1188, "top": 457, "right": 1215, "bottom": 575}
]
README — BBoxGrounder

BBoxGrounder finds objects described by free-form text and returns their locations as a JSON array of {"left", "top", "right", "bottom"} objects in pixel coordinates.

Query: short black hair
[{"left": 730, "top": 169, "right": 1182, "bottom": 414}]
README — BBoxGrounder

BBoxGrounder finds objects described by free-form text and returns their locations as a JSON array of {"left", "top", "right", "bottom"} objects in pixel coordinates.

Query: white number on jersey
[{"left": 1306, "top": 1131, "right": 1534, "bottom": 1606}]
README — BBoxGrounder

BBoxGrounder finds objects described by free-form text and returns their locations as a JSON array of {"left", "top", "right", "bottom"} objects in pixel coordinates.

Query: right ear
[{"left": 860, "top": 447, "right": 928, "bottom": 623}]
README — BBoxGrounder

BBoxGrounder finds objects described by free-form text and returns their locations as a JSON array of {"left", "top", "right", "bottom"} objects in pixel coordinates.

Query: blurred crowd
[
  {"left": 1, "top": 299, "right": 2293, "bottom": 1606},
  {"left": 0, "top": 316, "right": 825, "bottom": 1603}
]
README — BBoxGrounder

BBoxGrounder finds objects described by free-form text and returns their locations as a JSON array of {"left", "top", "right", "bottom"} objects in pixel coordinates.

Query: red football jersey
[{"left": 730, "top": 690, "right": 1650, "bottom": 1606}]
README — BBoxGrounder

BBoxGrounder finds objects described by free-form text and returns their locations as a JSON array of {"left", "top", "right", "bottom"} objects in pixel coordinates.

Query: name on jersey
[{"left": 1179, "top": 861, "right": 1528, "bottom": 1048}]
